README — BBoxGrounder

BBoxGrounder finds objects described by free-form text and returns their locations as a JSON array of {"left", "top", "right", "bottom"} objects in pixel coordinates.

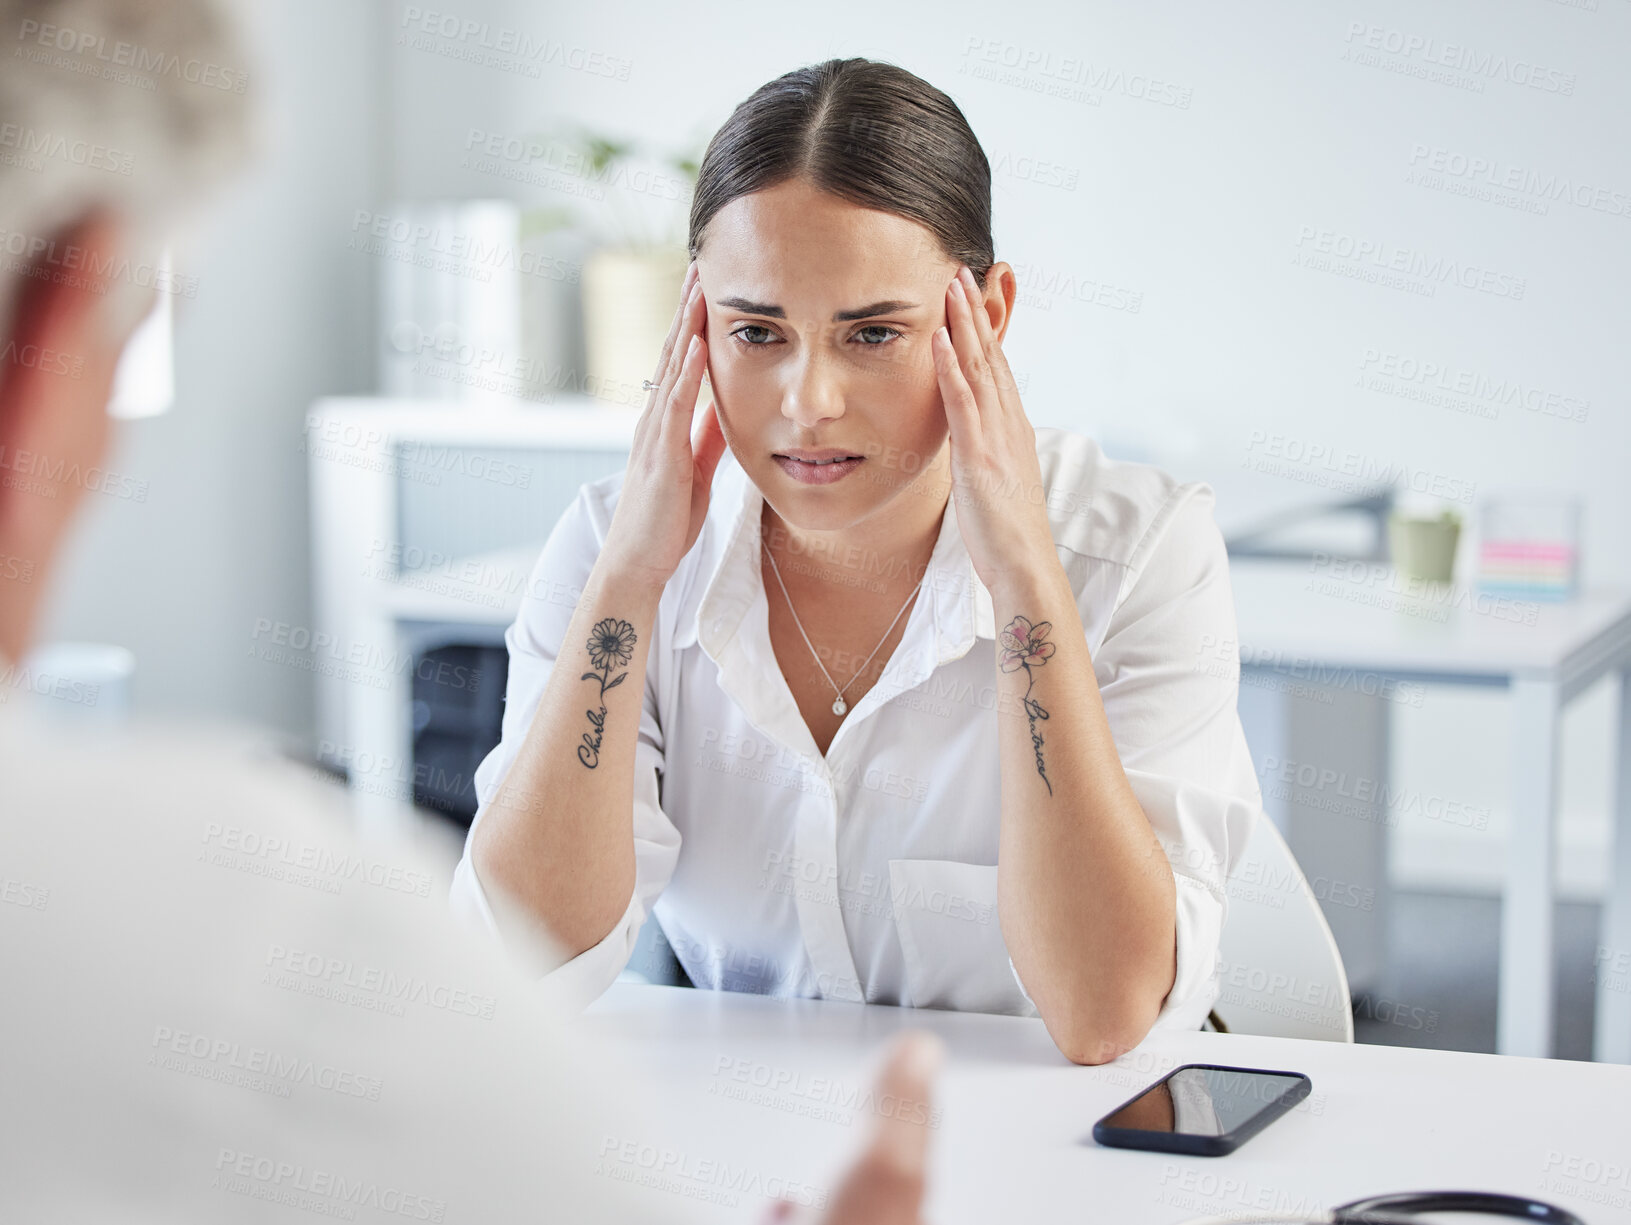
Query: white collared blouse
[{"left": 450, "top": 426, "right": 1261, "bottom": 1032}]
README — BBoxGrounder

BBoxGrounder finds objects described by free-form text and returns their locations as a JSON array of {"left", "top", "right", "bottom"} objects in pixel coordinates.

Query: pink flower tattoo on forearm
[{"left": 999, "top": 615, "right": 1055, "bottom": 796}]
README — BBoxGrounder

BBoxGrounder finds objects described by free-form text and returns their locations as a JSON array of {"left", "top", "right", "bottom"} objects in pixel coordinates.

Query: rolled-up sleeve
[
  {"left": 1090, "top": 482, "right": 1261, "bottom": 1034},
  {"left": 449, "top": 482, "right": 682, "bottom": 1014}
]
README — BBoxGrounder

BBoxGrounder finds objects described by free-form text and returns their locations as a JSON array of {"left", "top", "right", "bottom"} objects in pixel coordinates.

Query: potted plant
[{"left": 533, "top": 127, "right": 702, "bottom": 409}]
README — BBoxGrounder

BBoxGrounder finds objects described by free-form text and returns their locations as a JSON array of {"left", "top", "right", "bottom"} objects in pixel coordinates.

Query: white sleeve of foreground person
[{"left": 0, "top": 706, "right": 711, "bottom": 1223}]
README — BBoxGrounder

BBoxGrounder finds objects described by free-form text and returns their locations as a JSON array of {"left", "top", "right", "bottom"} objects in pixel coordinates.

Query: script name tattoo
[
  {"left": 578, "top": 617, "right": 637, "bottom": 769},
  {"left": 998, "top": 615, "right": 1055, "bottom": 797}
]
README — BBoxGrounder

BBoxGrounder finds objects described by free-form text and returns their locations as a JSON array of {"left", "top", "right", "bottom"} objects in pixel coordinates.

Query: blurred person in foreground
[{"left": 0, "top": 1, "right": 942, "bottom": 1220}]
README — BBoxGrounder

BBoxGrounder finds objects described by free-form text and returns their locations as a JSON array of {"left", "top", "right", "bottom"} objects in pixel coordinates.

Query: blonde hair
[{"left": 0, "top": 0, "right": 256, "bottom": 340}]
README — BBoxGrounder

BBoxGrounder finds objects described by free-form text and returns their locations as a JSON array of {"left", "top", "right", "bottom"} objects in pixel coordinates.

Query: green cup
[{"left": 1387, "top": 509, "right": 1462, "bottom": 584}]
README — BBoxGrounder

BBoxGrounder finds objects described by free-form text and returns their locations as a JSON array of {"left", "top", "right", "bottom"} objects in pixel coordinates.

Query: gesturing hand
[
  {"left": 759, "top": 1030, "right": 945, "bottom": 1225},
  {"left": 931, "top": 265, "right": 1055, "bottom": 593},
  {"left": 601, "top": 260, "right": 728, "bottom": 590}
]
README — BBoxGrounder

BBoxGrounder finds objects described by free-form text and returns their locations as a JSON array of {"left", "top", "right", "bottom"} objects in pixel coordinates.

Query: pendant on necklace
[{"left": 832, "top": 698, "right": 847, "bottom": 716}]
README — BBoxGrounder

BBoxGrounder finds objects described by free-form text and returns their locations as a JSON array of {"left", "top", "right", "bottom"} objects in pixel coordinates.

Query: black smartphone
[{"left": 1091, "top": 1063, "right": 1312, "bottom": 1156}]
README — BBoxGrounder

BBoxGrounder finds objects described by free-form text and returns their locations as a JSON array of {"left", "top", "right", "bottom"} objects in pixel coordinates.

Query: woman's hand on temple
[
  {"left": 932, "top": 265, "right": 1056, "bottom": 592},
  {"left": 601, "top": 260, "right": 728, "bottom": 590}
]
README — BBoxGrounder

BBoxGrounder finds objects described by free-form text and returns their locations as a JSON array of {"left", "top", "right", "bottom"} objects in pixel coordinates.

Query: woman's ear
[{"left": 982, "top": 261, "right": 1018, "bottom": 344}]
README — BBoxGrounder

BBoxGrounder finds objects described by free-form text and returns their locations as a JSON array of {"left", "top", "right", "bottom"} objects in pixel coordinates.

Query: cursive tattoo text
[
  {"left": 578, "top": 617, "right": 636, "bottom": 768},
  {"left": 998, "top": 615, "right": 1055, "bottom": 796}
]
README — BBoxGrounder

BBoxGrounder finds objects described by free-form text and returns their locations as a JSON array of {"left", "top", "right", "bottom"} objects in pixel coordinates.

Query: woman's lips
[{"left": 772, "top": 455, "right": 866, "bottom": 485}]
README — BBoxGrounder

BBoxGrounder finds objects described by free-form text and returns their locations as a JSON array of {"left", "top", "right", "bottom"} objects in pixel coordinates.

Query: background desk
[
  {"left": 1229, "top": 559, "right": 1631, "bottom": 1062},
  {"left": 583, "top": 983, "right": 1627, "bottom": 1224}
]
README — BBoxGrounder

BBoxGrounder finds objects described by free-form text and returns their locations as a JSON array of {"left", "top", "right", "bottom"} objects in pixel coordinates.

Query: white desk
[
  {"left": 304, "top": 396, "right": 635, "bottom": 825},
  {"left": 584, "top": 983, "right": 1628, "bottom": 1223},
  {"left": 1229, "top": 559, "right": 1631, "bottom": 1063}
]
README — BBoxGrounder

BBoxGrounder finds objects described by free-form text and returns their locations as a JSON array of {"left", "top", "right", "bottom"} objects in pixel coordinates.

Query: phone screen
[{"left": 1099, "top": 1066, "right": 1306, "bottom": 1138}]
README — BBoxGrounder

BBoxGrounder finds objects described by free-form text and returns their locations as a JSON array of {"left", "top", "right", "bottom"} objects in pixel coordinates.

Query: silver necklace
[{"left": 761, "top": 536, "right": 925, "bottom": 718}]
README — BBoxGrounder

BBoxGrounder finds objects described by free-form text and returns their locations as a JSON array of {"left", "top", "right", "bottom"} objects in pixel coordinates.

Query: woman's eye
[
  {"left": 731, "top": 325, "right": 776, "bottom": 347},
  {"left": 854, "top": 325, "right": 901, "bottom": 346}
]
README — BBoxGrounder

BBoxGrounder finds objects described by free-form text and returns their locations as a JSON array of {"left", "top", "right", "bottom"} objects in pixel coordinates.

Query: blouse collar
[{"left": 682, "top": 450, "right": 994, "bottom": 756}]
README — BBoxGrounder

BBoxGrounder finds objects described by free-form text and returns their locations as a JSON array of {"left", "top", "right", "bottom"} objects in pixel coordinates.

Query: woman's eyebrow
[{"left": 716, "top": 296, "right": 921, "bottom": 321}]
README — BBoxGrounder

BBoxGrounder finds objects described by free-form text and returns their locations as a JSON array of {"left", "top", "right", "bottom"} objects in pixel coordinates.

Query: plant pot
[{"left": 582, "top": 246, "right": 690, "bottom": 408}]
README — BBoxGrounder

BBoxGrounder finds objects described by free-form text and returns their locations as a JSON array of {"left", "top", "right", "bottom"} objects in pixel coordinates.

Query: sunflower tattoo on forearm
[
  {"left": 577, "top": 617, "right": 637, "bottom": 769},
  {"left": 999, "top": 615, "right": 1055, "bottom": 796}
]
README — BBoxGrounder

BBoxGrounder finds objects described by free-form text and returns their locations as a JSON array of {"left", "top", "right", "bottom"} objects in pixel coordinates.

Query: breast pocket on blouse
[{"left": 886, "top": 859, "right": 1038, "bottom": 1017}]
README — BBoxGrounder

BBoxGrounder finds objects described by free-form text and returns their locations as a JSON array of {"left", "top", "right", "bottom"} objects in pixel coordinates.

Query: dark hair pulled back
[{"left": 688, "top": 58, "right": 994, "bottom": 291}]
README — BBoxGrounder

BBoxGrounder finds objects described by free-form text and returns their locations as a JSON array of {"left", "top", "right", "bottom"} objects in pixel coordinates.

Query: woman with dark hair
[{"left": 454, "top": 58, "right": 1259, "bottom": 1065}]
